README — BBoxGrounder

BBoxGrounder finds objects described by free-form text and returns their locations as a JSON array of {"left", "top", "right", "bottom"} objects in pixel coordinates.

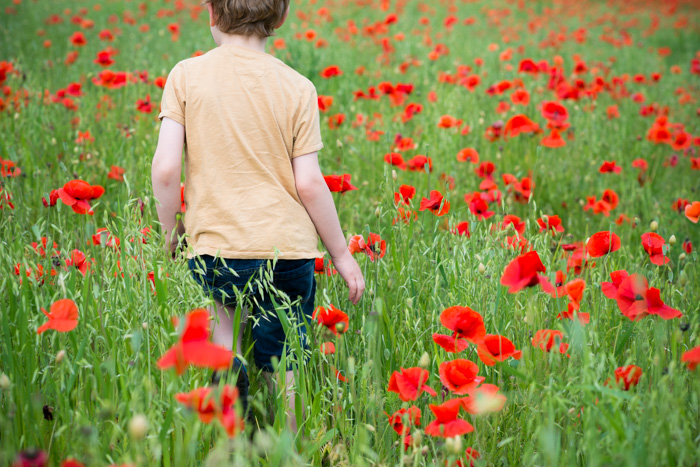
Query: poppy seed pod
[
  {"left": 418, "top": 352, "right": 430, "bottom": 368},
  {"left": 0, "top": 373, "right": 10, "bottom": 389},
  {"left": 128, "top": 414, "right": 148, "bottom": 440}
]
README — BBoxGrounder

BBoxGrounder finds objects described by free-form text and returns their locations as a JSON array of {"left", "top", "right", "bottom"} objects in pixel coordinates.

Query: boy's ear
[
  {"left": 276, "top": 5, "right": 290, "bottom": 29},
  {"left": 205, "top": 2, "right": 216, "bottom": 27}
]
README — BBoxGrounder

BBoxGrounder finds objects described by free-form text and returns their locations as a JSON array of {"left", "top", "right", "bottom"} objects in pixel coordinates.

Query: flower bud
[
  {"left": 128, "top": 414, "right": 148, "bottom": 440},
  {"left": 364, "top": 423, "right": 376, "bottom": 433},
  {"left": 411, "top": 429, "right": 423, "bottom": 446},
  {"left": 375, "top": 206, "right": 381, "bottom": 218},
  {"left": 55, "top": 350, "right": 66, "bottom": 364},
  {"left": 679, "top": 253, "right": 686, "bottom": 262},
  {"left": 478, "top": 263, "right": 486, "bottom": 274},
  {"left": 668, "top": 235, "right": 676, "bottom": 246},
  {"left": 418, "top": 352, "right": 430, "bottom": 369},
  {"left": 650, "top": 220, "right": 658, "bottom": 231},
  {"left": 142, "top": 322, "right": 148, "bottom": 330},
  {"left": 336, "top": 139, "right": 343, "bottom": 148},
  {"left": 392, "top": 169, "right": 397, "bottom": 181},
  {"left": 335, "top": 322, "right": 346, "bottom": 334},
  {"left": 0, "top": 373, "right": 10, "bottom": 389}
]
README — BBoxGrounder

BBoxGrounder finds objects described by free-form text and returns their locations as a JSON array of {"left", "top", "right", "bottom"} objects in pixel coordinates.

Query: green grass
[{"left": 1, "top": 0, "right": 699, "bottom": 465}]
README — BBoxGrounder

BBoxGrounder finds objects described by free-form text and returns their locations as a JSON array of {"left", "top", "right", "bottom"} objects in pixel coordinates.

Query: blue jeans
[{"left": 188, "top": 255, "right": 316, "bottom": 372}]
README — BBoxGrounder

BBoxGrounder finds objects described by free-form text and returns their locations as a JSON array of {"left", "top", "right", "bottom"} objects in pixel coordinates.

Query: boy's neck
[{"left": 217, "top": 33, "right": 267, "bottom": 53}]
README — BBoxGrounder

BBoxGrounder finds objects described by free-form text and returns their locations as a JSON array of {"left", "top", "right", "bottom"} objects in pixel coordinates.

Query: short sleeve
[
  {"left": 158, "top": 62, "right": 186, "bottom": 126},
  {"left": 292, "top": 84, "right": 324, "bottom": 158}
]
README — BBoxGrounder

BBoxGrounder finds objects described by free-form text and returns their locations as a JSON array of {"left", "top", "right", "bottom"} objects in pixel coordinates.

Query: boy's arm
[
  {"left": 151, "top": 117, "right": 185, "bottom": 255},
  {"left": 292, "top": 152, "right": 365, "bottom": 305}
]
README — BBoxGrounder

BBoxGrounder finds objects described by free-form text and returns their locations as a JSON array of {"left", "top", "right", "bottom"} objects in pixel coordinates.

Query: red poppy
[
  {"left": 476, "top": 335, "right": 522, "bottom": 366},
  {"left": 537, "top": 215, "right": 564, "bottom": 234},
  {"left": 394, "top": 184, "right": 416, "bottom": 205},
  {"left": 551, "top": 278, "right": 586, "bottom": 310},
  {"left": 407, "top": 155, "right": 432, "bottom": 172},
  {"left": 681, "top": 346, "right": 700, "bottom": 370},
  {"left": 176, "top": 385, "right": 243, "bottom": 437},
  {"left": 386, "top": 406, "right": 421, "bottom": 435},
  {"left": 425, "top": 399, "right": 474, "bottom": 437},
  {"left": 324, "top": 174, "right": 357, "bottom": 193},
  {"left": 320, "top": 65, "right": 343, "bottom": 78},
  {"left": 313, "top": 304, "right": 349, "bottom": 336},
  {"left": 586, "top": 231, "right": 621, "bottom": 257},
  {"left": 136, "top": 95, "right": 153, "bottom": 113},
  {"left": 157, "top": 309, "right": 233, "bottom": 375},
  {"left": 467, "top": 194, "right": 494, "bottom": 220},
  {"left": 614, "top": 365, "right": 642, "bottom": 390},
  {"left": 69, "top": 31, "right": 87, "bottom": 46},
  {"left": 91, "top": 228, "right": 120, "bottom": 249},
  {"left": 501, "top": 215, "right": 526, "bottom": 234},
  {"left": 541, "top": 129, "right": 566, "bottom": 148},
  {"left": 0, "top": 157, "right": 21, "bottom": 177},
  {"left": 532, "top": 329, "right": 568, "bottom": 354},
  {"left": 510, "top": 89, "right": 530, "bottom": 105},
  {"left": 439, "top": 359, "right": 484, "bottom": 395},
  {"left": 57, "top": 180, "right": 105, "bottom": 215},
  {"left": 387, "top": 367, "right": 437, "bottom": 401},
  {"left": 599, "top": 161, "right": 622, "bottom": 174},
  {"left": 432, "top": 333, "right": 469, "bottom": 353},
  {"left": 456, "top": 148, "right": 479, "bottom": 163},
  {"left": 384, "top": 152, "right": 407, "bottom": 170},
  {"left": 440, "top": 306, "right": 486, "bottom": 344},
  {"left": 459, "top": 384, "right": 507, "bottom": 414},
  {"left": 65, "top": 249, "right": 90, "bottom": 275},
  {"left": 541, "top": 101, "right": 569, "bottom": 123},
  {"left": 500, "top": 250, "right": 550, "bottom": 293},
  {"left": 107, "top": 165, "right": 125, "bottom": 182},
  {"left": 641, "top": 232, "right": 670, "bottom": 266},
  {"left": 503, "top": 114, "right": 540, "bottom": 138},
  {"left": 42, "top": 189, "right": 59, "bottom": 207},
  {"left": 37, "top": 299, "right": 79, "bottom": 334},
  {"left": 686, "top": 201, "right": 700, "bottom": 223},
  {"left": 438, "top": 115, "right": 463, "bottom": 128},
  {"left": 615, "top": 273, "right": 682, "bottom": 321},
  {"left": 420, "top": 190, "right": 450, "bottom": 216},
  {"left": 557, "top": 303, "right": 590, "bottom": 325}
]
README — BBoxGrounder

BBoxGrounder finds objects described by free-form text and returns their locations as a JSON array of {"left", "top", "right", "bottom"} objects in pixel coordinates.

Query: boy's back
[{"left": 159, "top": 44, "right": 324, "bottom": 259}]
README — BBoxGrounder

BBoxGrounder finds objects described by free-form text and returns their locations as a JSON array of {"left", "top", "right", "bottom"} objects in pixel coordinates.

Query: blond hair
[{"left": 203, "top": 0, "right": 290, "bottom": 38}]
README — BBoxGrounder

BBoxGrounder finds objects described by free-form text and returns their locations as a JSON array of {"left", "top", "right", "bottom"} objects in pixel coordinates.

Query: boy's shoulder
[{"left": 173, "top": 46, "right": 317, "bottom": 94}]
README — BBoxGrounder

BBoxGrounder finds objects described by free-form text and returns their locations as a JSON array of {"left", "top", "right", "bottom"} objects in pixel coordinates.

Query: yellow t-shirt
[{"left": 158, "top": 44, "right": 324, "bottom": 260}]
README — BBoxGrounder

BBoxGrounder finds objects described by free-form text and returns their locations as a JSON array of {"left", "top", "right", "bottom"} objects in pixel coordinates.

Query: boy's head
[{"left": 203, "top": 0, "right": 290, "bottom": 39}]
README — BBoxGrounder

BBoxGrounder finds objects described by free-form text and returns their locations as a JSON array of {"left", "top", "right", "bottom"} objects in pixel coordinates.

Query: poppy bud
[
  {"left": 0, "top": 373, "right": 10, "bottom": 389},
  {"left": 679, "top": 253, "right": 686, "bottom": 262},
  {"left": 55, "top": 349, "right": 66, "bottom": 364},
  {"left": 335, "top": 322, "right": 346, "bottom": 334},
  {"left": 51, "top": 137, "right": 57, "bottom": 145},
  {"left": 418, "top": 352, "right": 430, "bottom": 368},
  {"left": 411, "top": 429, "right": 423, "bottom": 446},
  {"left": 679, "top": 272, "right": 688, "bottom": 287},
  {"left": 347, "top": 356, "right": 355, "bottom": 375},
  {"left": 391, "top": 169, "right": 397, "bottom": 181},
  {"left": 364, "top": 423, "right": 376, "bottom": 433},
  {"left": 375, "top": 206, "right": 381, "bottom": 218},
  {"left": 478, "top": 263, "right": 486, "bottom": 274},
  {"left": 142, "top": 322, "right": 148, "bottom": 330},
  {"left": 128, "top": 413, "right": 148, "bottom": 440},
  {"left": 445, "top": 435, "right": 462, "bottom": 454},
  {"left": 650, "top": 220, "right": 658, "bottom": 231},
  {"left": 336, "top": 139, "right": 343, "bottom": 148},
  {"left": 668, "top": 235, "right": 676, "bottom": 246},
  {"left": 420, "top": 446, "right": 429, "bottom": 456}
]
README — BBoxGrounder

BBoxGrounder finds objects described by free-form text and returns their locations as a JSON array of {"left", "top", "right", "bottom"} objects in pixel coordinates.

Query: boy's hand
[{"left": 331, "top": 251, "right": 365, "bottom": 305}]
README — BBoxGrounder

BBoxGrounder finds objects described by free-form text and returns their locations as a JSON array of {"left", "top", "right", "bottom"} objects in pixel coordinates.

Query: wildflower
[
  {"left": 313, "top": 305, "right": 349, "bottom": 336},
  {"left": 500, "top": 250, "right": 550, "bottom": 293},
  {"left": 614, "top": 365, "right": 642, "bottom": 390},
  {"left": 386, "top": 406, "right": 421, "bottom": 435},
  {"left": 681, "top": 346, "right": 700, "bottom": 370},
  {"left": 419, "top": 190, "right": 450, "bottom": 216},
  {"left": 440, "top": 306, "right": 486, "bottom": 344},
  {"left": 459, "top": 384, "right": 507, "bottom": 414},
  {"left": 532, "top": 329, "right": 569, "bottom": 354},
  {"left": 537, "top": 215, "right": 564, "bottom": 234},
  {"left": 439, "top": 359, "right": 484, "bottom": 394},
  {"left": 425, "top": 399, "right": 473, "bottom": 437},
  {"left": 599, "top": 161, "right": 622, "bottom": 174},
  {"left": 432, "top": 334, "right": 469, "bottom": 353},
  {"left": 456, "top": 148, "right": 479, "bottom": 163},
  {"left": 176, "top": 385, "right": 243, "bottom": 437},
  {"left": 57, "top": 180, "right": 105, "bottom": 215},
  {"left": 476, "top": 335, "right": 522, "bottom": 366},
  {"left": 641, "top": 232, "right": 670, "bottom": 265},
  {"left": 324, "top": 174, "right": 357, "bottom": 193},
  {"left": 615, "top": 274, "right": 682, "bottom": 321},
  {"left": 157, "top": 309, "right": 233, "bottom": 375},
  {"left": 37, "top": 299, "right": 79, "bottom": 334},
  {"left": 684, "top": 201, "right": 700, "bottom": 223},
  {"left": 107, "top": 165, "right": 125, "bottom": 182},
  {"left": 387, "top": 367, "right": 437, "bottom": 401},
  {"left": 586, "top": 231, "right": 621, "bottom": 257}
]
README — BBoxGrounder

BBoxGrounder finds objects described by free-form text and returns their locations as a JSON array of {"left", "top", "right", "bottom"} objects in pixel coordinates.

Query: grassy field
[{"left": 1, "top": 0, "right": 699, "bottom": 465}]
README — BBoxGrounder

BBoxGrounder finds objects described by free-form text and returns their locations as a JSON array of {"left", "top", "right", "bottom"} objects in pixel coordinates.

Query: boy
[{"left": 151, "top": 0, "right": 365, "bottom": 431}]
